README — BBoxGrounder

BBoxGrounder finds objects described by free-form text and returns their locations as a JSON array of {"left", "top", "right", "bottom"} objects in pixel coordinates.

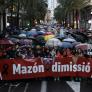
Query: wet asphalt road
[{"left": 0, "top": 79, "right": 92, "bottom": 92}]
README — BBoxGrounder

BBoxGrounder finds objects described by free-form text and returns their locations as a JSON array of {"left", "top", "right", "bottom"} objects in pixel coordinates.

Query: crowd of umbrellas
[{"left": 0, "top": 26, "right": 92, "bottom": 57}]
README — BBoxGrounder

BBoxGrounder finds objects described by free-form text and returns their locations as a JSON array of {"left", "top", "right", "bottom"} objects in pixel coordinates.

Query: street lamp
[
  {"left": 88, "top": 9, "right": 92, "bottom": 31},
  {"left": 91, "top": 12, "right": 92, "bottom": 15}
]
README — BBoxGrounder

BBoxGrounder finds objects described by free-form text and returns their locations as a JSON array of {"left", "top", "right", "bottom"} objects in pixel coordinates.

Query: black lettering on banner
[{"left": 2, "top": 64, "right": 9, "bottom": 76}]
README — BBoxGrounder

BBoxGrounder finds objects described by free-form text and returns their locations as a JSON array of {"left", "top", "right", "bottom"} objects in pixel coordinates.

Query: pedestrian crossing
[
  {"left": 0, "top": 79, "right": 91, "bottom": 92},
  {"left": 67, "top": 81, "right": 80, "bottom": 92},
  {"left": 41, "top": 81, "right": 47, "bottom": 92}
]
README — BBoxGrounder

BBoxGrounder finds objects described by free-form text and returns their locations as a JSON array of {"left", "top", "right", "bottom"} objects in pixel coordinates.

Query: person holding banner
[
  {"left": 55, "top": 50, "right": 63, "bottom": 61},
  {"left": 50, "top": 48, "right": 56, "bottom": 62},
  {"left": 76, "top": 55, "right": 91, "bottom": 81}
]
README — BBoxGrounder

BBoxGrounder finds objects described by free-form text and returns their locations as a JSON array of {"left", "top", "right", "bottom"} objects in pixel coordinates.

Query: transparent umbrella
[
  {"left": 19, "top": 34, "right": 26, "bottom": 37},
  {"left": 45, "top": 38, "right": 62, "bottom": 47},
  {"left": 75, "top": 43, "right": 92, "bottom": 50},
  {"left": 63, "top": 38, "right": 76, "bottom": 43}
]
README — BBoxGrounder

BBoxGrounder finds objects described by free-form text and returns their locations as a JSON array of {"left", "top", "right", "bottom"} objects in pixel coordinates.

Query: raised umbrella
[
  {"left": 63, "top": 38, "right": 76, "bottom": 43},
  {"left": 75, "top": 43, "right": 92, "bottom": 50},
  {"left": 60, "top": 42, "right": 73, "bottom": 48},
  {"left": 0, "top": 38, "right": 14, "bottom": 45},
  {"left": 45, "top": 38, "right": 62, "bottom": 47},
  {"left": 19, "top": 34, "right": 26, "bottom": 37}
]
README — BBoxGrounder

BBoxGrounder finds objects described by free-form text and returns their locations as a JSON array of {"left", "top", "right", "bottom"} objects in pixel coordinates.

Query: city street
[
  {"left": 0, "top": 0, "right": 92, "bottom": 92},
  {"left": 0, "top": 79, "right": 92, "bottom": 92}
]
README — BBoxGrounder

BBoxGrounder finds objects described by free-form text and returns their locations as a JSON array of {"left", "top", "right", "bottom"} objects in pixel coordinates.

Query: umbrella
[
  {"left": 27, "top": 29, "right": 37, "bottom": 37},
  {"left": 18, "top": 39, "right": 32, "bottom": 45},
  {"left": 19, "top": 34, "right": 26, "bottom": 37},
  {"left": 60, "top": 42, "right": 73, "bottom": 48},
  {"left": 75, "top": 43, "right": 92, "bottom": 50},
  {"left": 65, "top": 32, "right": 86, "bottom": 43},
  {"left": 44, "top": 32, "right": 53, "bottom": 35},
  {"left": 56, "top": 36, "right": 65, "bottom": 41},
  {"left": 19, "top": 45, "right": 32, "bottom": 48},
  {"left": 63, "top": 38, "right": 76, "bottom": 42},
  {"left": 37, "top": 31, "right": 45, "bottom": 35},
  {"left": 45, "top": 38, "right": 62, "bottom": 47},
  {"left": 23, "top": 39, "right": 32, "bottom": 45},
  {"left": 0, "top": 39, "right": 14, "bottom": 45},
  {"left": 26, "top": 31, "right": 37, "bottom": 37},
  {"left": 35, "top": 36, "right": 46, "bottom": 46},
  {"left": 71, "top": 42, "right": 81, "bottom": 47},
  {"left": 44, "top": 34, "right": 55, "bottom": 41},
  {"left": 18, "top": 39, "right": 25, "bottom": 45},
  {"left": 36, "top": 36, "right": 45, "bottom": 42},
  {"left": 9, "top": 37, "right": 19, "bottom": 43},
  {"left": 20, "top": 31, "right": 27, "bottom": 35},
  {"left": 75, "top": 32, "right": 88, "bottom": 40}
]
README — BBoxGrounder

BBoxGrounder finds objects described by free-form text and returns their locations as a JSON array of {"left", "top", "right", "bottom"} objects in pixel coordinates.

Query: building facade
[
  {"left": 47, "top": 0, "right": 58, "bottom": 18},
  {"left": 80, "top": 0, "right": 92, "bottom": 30},
  {"left": 46, "top": 0, "right": 58, "bottom": 24}
]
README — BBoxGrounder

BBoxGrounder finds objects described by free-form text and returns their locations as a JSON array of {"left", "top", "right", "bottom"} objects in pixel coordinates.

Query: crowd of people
[
  {"left": 0, "top": 44, "right": 91, "bottom": 61},
  {"left": 0, "top": 24, "right": 92, "bottom": 63}
]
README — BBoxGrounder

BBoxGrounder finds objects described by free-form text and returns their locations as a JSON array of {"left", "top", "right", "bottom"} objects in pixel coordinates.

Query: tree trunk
[
  {"left": 2, "top": 10, "right": 6, "bottom": 34},
  {"left": 0, "top": 14, "right": 3, "bottom": 33},
  {"left": 37, "top": 19, "right": 40, "bottom": 24},
  {"left": 30, "top": 19, "right": 35, "bottom": 28},
  {"left": 16, "top": 0, "right": 20, "bottom": 29},
  {"left": 73, "top": 9, "right": 75, "bottom": 29},
  {"left": 69, "top": 12, "right": 72, "bottom": 27},
  {"left": 76, "top": 9, "right": 79, "bottom": 29},
  {"left": 65, "top": 15, "right": 67, "bottom": 27}
]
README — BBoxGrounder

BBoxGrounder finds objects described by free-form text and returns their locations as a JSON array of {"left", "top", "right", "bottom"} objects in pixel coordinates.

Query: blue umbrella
[
  {"left": 60, "top": 42, "right": 73, "bottom": 48},
  {"left": 26, "top": 31, "right": 37, "bottom": 37},
  {"left": 37, "top": 31, "right": 45, "bottom": 35}
]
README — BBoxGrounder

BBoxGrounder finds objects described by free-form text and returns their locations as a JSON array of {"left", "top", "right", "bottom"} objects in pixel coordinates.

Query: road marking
[
  {"left": 8, "top": 84, "right": 12, "bottom": 92},
  {"left": 8, "top": 83, "right": 21, "bottom": 92},
  {"left": 24, "top": 83, "right": 29, "bottom": 92},
  {"left": 66, "top": 81, "right": 80, "bottom": 92},
  {"left": 40, "top": 81, "right": 47, "bottom": 92}
]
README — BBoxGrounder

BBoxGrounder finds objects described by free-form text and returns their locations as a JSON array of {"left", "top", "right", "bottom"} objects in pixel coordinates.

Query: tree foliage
[
  {"left": 0, "top": 0, "right": 48, "bottom": 28},
  {"left": 55, "top": 0, "right": 90, "bottom": 22},
  {"left": 19, "top": 0, "right": 48, "bottom": 26}
]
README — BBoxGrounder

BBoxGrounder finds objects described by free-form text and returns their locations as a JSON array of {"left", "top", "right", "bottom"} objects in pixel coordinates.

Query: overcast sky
[{"left": 47, "top": 0, "right": 58, "bottom": 10}]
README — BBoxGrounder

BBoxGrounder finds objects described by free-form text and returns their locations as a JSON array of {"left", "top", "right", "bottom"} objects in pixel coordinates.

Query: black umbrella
[
  {"left": 66, "top": 32, "right": 87, "bottom": 43},
  {"left": 75, "top": 32, "right": 88, "bottom": 41}
]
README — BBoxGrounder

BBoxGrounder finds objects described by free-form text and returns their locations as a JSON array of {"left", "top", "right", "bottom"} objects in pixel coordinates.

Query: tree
[
  {"left": 55, "top": 0, "right": 90, "bottom": 28},
  {"left": 0, "top": 0, "right": 10, "bottom": 33},
  {"left": 54, "top": 6, "right": 66, "bottom": 24},
  {"left": 0, "top": 0, "right": 47, "bottom": 32},
  {"left": 0, "top": 0, "right": 18, "bottom": 31},
  {"left": 19, "top": 0, "right": 47, "bottom": 27}
]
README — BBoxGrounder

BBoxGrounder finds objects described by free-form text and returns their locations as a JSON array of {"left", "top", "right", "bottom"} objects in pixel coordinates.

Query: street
[{"left": 0, "top": 79, "right": 92, "bottom": 92}]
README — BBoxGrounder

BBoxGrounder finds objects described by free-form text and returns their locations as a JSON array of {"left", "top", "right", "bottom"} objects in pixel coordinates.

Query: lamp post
[{"left": 88, "top": 9, "right": 92, "bottom": 31}]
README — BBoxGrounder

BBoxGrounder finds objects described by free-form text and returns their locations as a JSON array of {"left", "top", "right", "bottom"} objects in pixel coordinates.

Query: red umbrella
[
  {"left": 0, "top": 39, "right": 14, "bottom": 45},
  {"left": 44, "top": 32, "right": 53, "bottom": 35}
]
